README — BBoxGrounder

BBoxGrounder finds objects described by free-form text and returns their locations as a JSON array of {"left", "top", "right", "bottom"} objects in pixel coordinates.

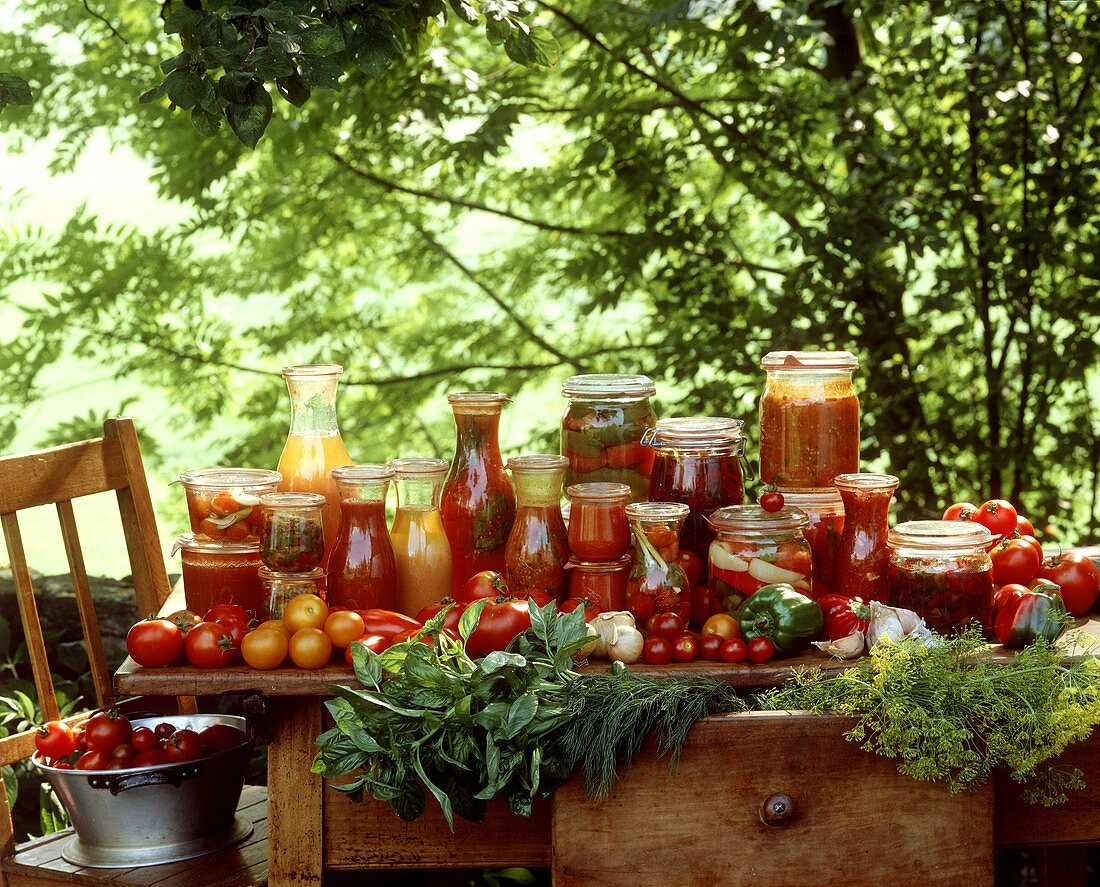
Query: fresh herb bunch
[{"left": 312, "top": 598, "right": 590, "bottom": 828}]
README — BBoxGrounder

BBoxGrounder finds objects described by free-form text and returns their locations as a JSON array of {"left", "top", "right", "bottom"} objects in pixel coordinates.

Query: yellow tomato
[
  {"left": 283, "top": 594, "right": 329, "bottom": 633},
  {"left": 324, "top": 611, "right": 366, "bottom": 649},
  {"left": 289, "top": 628, "right": 333, "bottom": 669},
  {"left": 702, "top": 613, "right": 741, "bottom": 641},
  {"left": 241, "top": 629, "right": 289, "bottom": 670},
  {"left": 257, "top": 619, "right": 291, "bottom": 637}
]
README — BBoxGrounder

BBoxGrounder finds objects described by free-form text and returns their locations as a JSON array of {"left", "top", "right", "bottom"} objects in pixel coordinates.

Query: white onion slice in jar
[
  {"left": 709, "top": 542, "right": 750, "bottom": 573},
  {"left": 747, "top": 557, "right": 807, "bottom": 586}
]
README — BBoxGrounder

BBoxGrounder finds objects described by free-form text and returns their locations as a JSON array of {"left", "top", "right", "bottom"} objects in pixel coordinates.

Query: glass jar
[
  {"left": 327, "top": 465, "right": 399, "bottom": 611},
  {"left": 644, "top": 417, "right": 746, "bottom": 566},
  {"left": 505, "top": 455, "right": 571, "bottom": 599},
  {"left": 259, "top": 567, "right": 326, "bottom": 621},
  {"left": 178, "top": 468, "right": 281, "bottom": 543},
  {"left": 565, "top": 482, "right": 631, "bottom": 562},
  {"left": 389, "top": 458, "right": 453, "bottom": 617},
  {"left": 174, "top": 533, "right": 264, "bottom": 618},
  {"left": 625, "top": 502, "right": 690, "bottom": 618},
  {"left": 888, "top": 521, "right": 994, "bottom": 634},
  {"left": 767, "top": 487, "right": 845, "bottom": 599},
  {"left": 441, "top": 392, "right": 517, "bottom": 596},
  {"left": 276, "top": 365, "right": 353, "bottom": 569},
  {"left": 565, "top": 556, "right": 632, "bottom": 611},
  {"left": 259, "top": 492, "right": 326, "bottom": 573},
  {"left": 759, "top": 351, "right": 860, "bottom": 487},
  {"left": 832, "top": 473, "right": 899, "bottom": 603},
  {"left": 560, "top": 374, "right": 658, "bottom": 502},
  {"left": 707, "top": 505, "right": 813, "bottom": 615}
]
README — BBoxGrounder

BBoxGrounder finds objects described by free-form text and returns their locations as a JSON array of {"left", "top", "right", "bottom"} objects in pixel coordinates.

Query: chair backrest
[{"left": 0, "top": 417, "right": 170, "bottom": 859}]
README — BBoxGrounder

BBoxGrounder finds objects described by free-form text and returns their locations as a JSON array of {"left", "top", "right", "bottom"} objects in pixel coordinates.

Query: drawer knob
[{"left": 760, "top": 793, "right": 794, "bottom": 828}]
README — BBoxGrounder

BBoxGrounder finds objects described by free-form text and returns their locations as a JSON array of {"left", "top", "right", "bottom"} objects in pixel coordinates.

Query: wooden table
[{"left": 114, "top": 586, "right": 1100, "bottom": 886}]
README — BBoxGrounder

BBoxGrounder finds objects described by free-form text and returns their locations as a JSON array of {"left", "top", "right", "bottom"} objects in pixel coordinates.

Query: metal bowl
[{"left": 34, "top": 714, "right": 254, "bottom": 868}]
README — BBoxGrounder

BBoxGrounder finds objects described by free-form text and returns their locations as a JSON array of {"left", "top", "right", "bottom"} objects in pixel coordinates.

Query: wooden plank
[
  {"left": 323, "top": 791, "right": 551, "bottom": 870},
  {"left": 0, "top": 438, "right": 128, "bottom": 515},
  {"left": 1, "top": 512, "right": 60, "bottom": 723},
  {"left": 267, "top": 698, "right": 323, "bottom": 887},
  {"left": 56, "top": 500, "right": 114, "bottom": 710},
  {"left": 552, "top": 711, "right": 994, "bottom": 887}
]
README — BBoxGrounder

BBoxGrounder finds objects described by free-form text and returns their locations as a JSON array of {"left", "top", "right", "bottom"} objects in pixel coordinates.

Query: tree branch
[{"left": 82, "top": 0, "right": 129, "bottom": 44}]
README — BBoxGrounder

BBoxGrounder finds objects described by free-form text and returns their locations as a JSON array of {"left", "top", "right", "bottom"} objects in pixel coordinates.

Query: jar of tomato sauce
[
  {"left": 759, "top": 351, "right": 860, "bottom": 487},
  {"left": 565, "top": 482, "right": 631, "bottom": 562},
  {"left": 174, "top": 533, "right": 264, "bottom": 619},
  {"left": 565, "top": 556, "right": 632, "bottom": 611},
  {"left": 832, "top": 473, "right": 898, "bottom": 603},
  {"left": 644, "top": 417, "right": 745, "bottom": 566},
  {"left": 766, "top": 487, "right": 845, "bottom": 599},
  {"left": 888, "top": 521, "right": 994, "bottom": 634}
]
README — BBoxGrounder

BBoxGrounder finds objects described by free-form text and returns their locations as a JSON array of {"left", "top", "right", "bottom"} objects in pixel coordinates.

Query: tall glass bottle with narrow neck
[
  {"left": 276, "top": 365, "right": 352, "bottom": 567},
  {"left": 440, "top": 392, "right": 516, "bottom": 596},
  {"left": 388, "top": 458, "right": 453, "bottom": 616},
  {"left": 327, "top": 465, "right": 398, "bottom": 611},
  {"left": 505, "top": 455, "right": 571, "bottom": 600}
]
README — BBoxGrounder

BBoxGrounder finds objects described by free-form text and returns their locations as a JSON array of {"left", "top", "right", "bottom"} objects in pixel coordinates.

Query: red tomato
[
  {"left": 130, "top": 726, "right": 158, "bottom": 751},
  {"left": 75, "top": 750, "right": 111, "bottom": 770},
  {"left": 345, "top": 633, "right": 392, "bottom": 665},
  {"left": 165, "top": 609, "right": 202, "bottom": 637},
  {"left": 674, "top": 551, "right": 703, "bottom": 587},
  {"left": 464, "top": 599, "right": 532, "bottom": 658},
  {"left": 991, "top": 538, "right": 1041, "bottom": 586},
  {"left": 154, "top": 721, "right": 176, "bottom": 740},
  {"left": 199, "top": 724, "right": 247, "bottom": 754},
  {"left": 701, "top": 613, "right": 740, "bottom": 641},
  {"left": 185, "top": 622, "right": 236, "bottom": 668},
  {"left": 126, "top": 618, "right": 184, "bottom": 667},
  {"left": 164, "top": 729, "right": 206, "bottom": 762},
  {"left": 627, "top": 593, "right": 656, "bottom": 623},
  {"left": 973, "top": 499, "right": 1019, "bottom": 539},
  {"left": 110, "top": 742, "right": 137, "bottom": 765},
  {"left": 672, "top": 634, "right": 698, "bottom": 663},
  {"left": 1019, "top": 534, "right": 1044, "bottom": 562},
  {"left": 53, "top": 762, "right": 73, "bottom": 770},
  {"left": 459, "top": 571, "right": 510, "bottom": 603},
  {"left": 519, "top": 589, "right": 556, "bottom": 608},
  {"left": 1039, "top": 552, "right": 1100, "bottom": 616},
  {"left": 559, "top": 598, "right": 602, "bottom": 621},
  {"left": 74, "top": 727, "right": 87, "bottom": 753},
  {"left": 699, "top": 634, "right": 725, "bottom": 661},
  {"left": 210, "top": 615, "right": 248, "bottom": 651},
  {"left": 642, "top": 635, "right": 673, "bottom": 665},
  {"left": 203, "top": 603, "right": 250, "bottom": 624},
  {"left": 1016, "top": 514, "right": 1036, "bottom": 537},
  {"left": 942, "top": 501, "right": 978, "bottom": 522},
  {"left": 415, "top": 603, "right": 446, "bottom": 623},
  {"left": 818, "top": 594, "right": 869, "bottom": 641},
  {"left": 84, "top": 711, "right": 132, "bottom": 753},
  {"left": 133, "top": 748, "right": 171, "bottom": 768},
  {"left": 720, "top": 638, "right": 748, "bottom": 663},
  {"left": 759, "top": 490, "right": 785, "bottom": 513},
  {"left": 650, "top": 612, "right": 685, "bottom": 642},
  {"left": 747, "top": 637, "right": 775, "bottom": 664},
  {"left": 35, "top": 721, "right": 77, "bottom": 759}
]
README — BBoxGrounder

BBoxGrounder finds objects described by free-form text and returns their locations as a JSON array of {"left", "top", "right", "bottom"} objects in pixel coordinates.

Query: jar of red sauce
[
  {"left": 888, "top": 521, "right": 994, "bottom": 634},
  {"left": 259, "top": 567, "right": 326, "bottom": 621},
  {"left": 644, "top": 417, "right": 745, "bottom": 566},
  {"left": 175, "top": 533, "right": 264, "bottom": 619},
  {"left": 565, "top": 482, "right": 631, "bottom": 562},
  {"left": 832, "top": 473, "right": 898, "bottom": 603},
  {"left": 759, "top": 351, "right": 860, "bottom": 487},
  {"left": 327, "top": 464, "right": 399, "bottom": 611},
  {"left": 766, "top": 487, "right": 845, "bottom": 599},
  {"left": 565, "top": 556, "right": 632, "bottom": 611}
]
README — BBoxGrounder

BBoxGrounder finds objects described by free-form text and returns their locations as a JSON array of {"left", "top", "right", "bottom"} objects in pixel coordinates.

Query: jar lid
[
  {"left": 833, "top": 473, "right": 899, "bottom": 493},
  {"left": 507, "top": 454, "right": 570, "bottom": 472},
  {"left": 565, "top": 555, "right": 633, "bottom": 573},
  {"left": 561, "top": 374, "right": 656, "bottom": 399},
  {"left": 178, "top": 468, "right": 282, "bottom": 489},
  {"left": 259, "top": 492, "right": 327, "bottom": 509},
  {"left": 708, "top": 504, "right": 809, "bottom": 532},
  {"left": 566, "top": 482, "right": 632, "bottom": 502},
  {"left": 888, "top": 520, "right": 992, "bottom": 551},
  {"left": 446, "top": 391, "right": 509, "bottom": 405},
  {"left": 258, "top": 566, "right": 326, "bottom": 581},
  {"left": 387, "top": 457, "right": 449, "bottom": 475},
  {"left": 771, "top": 487, "right": 845, "bottom": 510},
  {"left": 625, "top": 501, "right": 690, "bottom": 521},
  {"left": 760, "top": 351, "right": 859, "bottom": 371},
  {"left": 173, "top": 532, "right": 261, "bottom": 555},
  {"left": 282, "top": 364, "right": 344, "bottom": 377},
  {"left": 331, "top": 464, "right": 394, "bottom": 482},
  {"left": 642, "top": 417, "right": 744, "bottom": 450}
]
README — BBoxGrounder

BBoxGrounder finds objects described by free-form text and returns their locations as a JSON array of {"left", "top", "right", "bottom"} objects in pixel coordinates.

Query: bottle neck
[
  {"left": 336, "top": 480, "right": 389, "bottom": 505},
  {"left": 452, "top": 409, "right": 503, "bottom": 469},
  {"left": 396, "top": 475, "right": 444, "bottom": 510},
  {"left": 286, "top": 374, "right": 341, "bottom": 435},
  {"left": 513, "top": 470, "right": 566, "bottom": 508}
]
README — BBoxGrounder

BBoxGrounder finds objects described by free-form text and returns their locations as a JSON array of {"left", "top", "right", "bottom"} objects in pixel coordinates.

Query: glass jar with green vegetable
[
  {"left": 259, "top": 491, "right": 326, "bottom": 573},
  {"left": 624, "top": 502, "right": 690, "bottom": 620}
]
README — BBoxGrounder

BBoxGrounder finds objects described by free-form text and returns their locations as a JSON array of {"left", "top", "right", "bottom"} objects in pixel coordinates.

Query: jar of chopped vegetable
[
  {"left": 259, "top": 492, "right": 326, "bottom": 573},
  {"left": 625, "top": 502, "right": 690, "bottom": 620},
  {"left": 561, "top": 374, "right": 657, "bottom": 502},
  {"left": 888, "top": 520, "right": 993, "bottom": 634},
  {"left": 259, "top": 567, "right": 326, "bottom": 621},
  {"left": 767, "top": 487, "right": 844, "bottom": 599}
]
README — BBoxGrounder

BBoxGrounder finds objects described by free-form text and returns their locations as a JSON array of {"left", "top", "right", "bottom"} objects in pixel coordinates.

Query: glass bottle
[
  {"left": 259, "top": 492, "right": 326, "bottom": 573},
  {"left": 505, "top": 455, "right": 571, "bottom": 599},
  {"left": 327, "top": 465, "right": 398, "bottom": 611},
  {"left": 388, "top": 457, "right": 453, "bottom": 617},
  {"left": 440, "top": 392, "right": 516, "bottom": 595},
  {"left": 276, "top": 365, "right": 353, "bottom": 567},
  {"left": 888, "top": 520, "right": 994, "bottom": 634},
  {"left": 258, "top": 567, "right": 326, "bottom": 621},
  {"left": 767, "top": 487, "right": 845, "bottom": 599},
  {"left": 565, "top": 482, "right": 631, "bottom": 562},
  {"left": 625, "top": 502, "right": 690, "bottom": 619},
  {"left": 832, "top": 473, "right": 899, "bottom": 603},
  {"left": 560, "top": 374, "right": 658, "bottom": 502},
  {"left": 644, "top": 417, "right": 746, "bottom": 567},
  {"left": 759, "top": 351, "right": 860, "bottom": 487}
]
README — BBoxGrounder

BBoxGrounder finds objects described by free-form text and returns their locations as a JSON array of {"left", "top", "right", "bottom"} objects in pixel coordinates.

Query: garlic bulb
[
  {"left": 606, "top": 626, "right": 644, "bottom": 664},
  {"left": 573, "top": 623, "right": 600, "bottom": 661},
  {"left": 812, "top": 631, "right": 865, "bottom": 659},
  {"left": 591, "top": 611, "right": 636, "bottom": 657},
  {"left": 865, "top": 602, "right": 934, "bottom": 648}
]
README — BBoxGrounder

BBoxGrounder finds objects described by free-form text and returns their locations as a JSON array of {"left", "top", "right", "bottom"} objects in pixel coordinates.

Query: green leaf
[
  {"left": 412, "top": 749, "right": 454, "bottom": 829},
  {"left": 217, "top": 71, "right": 254, "bottom": 103},
  {"left": 298, "top": 23, "right": 344, "bottom": 56},
  {"left": 247, "top": 46, "right": 296, "bottom": 80},
  {"left": 191, "top": 106, "right": 222, "bottom": 136},
  {"left": 163, "top": 7, "right": 202, "bottom": 35},
  {"left": 163, "top": 69, "right": 203, "bottom": 110},
  {"left": 448, "top": 0, "right": 479, "bottom": 25},
  {"left": 353, "top": 31, "right": 393, "bottom": 79},
  {"left": 298, "top": 55, "right": 344, "bottom": 90},
  {"left": 351, "top": 642, "right": 383, "bottom": 688},
  {"left": 504, "top": 693, "right": 538, "bottom": 739},
  {"left": 526, "top": 27, "right": 560, "bottom": 67},
  {"left": 479, "top": 650, "right": 526, "bottom": 674},
  {"left": 138, "top": 82, "right": 167, "bottom": 104},
  {"left": 459, "top": 598, "right": 487, "bottom": 641},
  {"left": 391, "top": 781, "right": 426, "bottom": 821},
  {"left": 276, "top": 74, "right": 311, "bottom": 107},
  {"left": 505, "top": 787, "right": 533, "bottom": 817},
  {"left": 225, "top": 81, "right": 273, "bottom": 148}
]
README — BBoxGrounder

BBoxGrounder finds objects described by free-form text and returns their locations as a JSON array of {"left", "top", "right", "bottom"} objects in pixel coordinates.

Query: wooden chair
[{"left": 0, "top": 417, "right": 267, "bottom": 887}]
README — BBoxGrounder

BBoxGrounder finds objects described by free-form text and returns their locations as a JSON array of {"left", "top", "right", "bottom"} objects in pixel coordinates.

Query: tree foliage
[{"left": 0, "top": 0, "right": 1097, "bottom": 540}]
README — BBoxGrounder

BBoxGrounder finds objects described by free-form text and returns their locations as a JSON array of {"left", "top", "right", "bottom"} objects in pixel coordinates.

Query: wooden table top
[{"left": 114, "top": 582, "right": 1100, "bottom": 698}]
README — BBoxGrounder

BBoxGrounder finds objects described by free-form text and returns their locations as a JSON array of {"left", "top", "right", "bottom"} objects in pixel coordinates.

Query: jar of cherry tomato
[
  {"left": 174, "top": 533, "right": 264, "bottom": 619},
  {"left": 565, "top": 482, "right": 631, "bottom": 562},
  {"left": 887, "top": 520, "right": 994, "bottom": 635},
  {"left": 707, "top": 505, "right": 813, "bottom": 615},
  {"left": 561, "top": 374, "right": 657, "bottom": 502},
  {"left": 625, "top": 502, "right": 690, "bottom": 619},
  {"left": 643, "top": 417, "right": 745, "bottom": 566},
  {"left": 766, "top": 487, "right": 844, "bottom": 599},
  {"left": 759, "top": 351, "right": 860, "bottom": 487},
  {"left": 259, "top": 567, "right": 326, "bottom": 621},
  {"left": 178, "top": 468, "right": 281, "bottom": 543},
  {"left": 565, "top": 556, "right": 632, "bottom": 611}
]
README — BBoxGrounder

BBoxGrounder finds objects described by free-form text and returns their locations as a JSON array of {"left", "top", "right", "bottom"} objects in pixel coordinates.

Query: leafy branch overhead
[
  {"left": 138, "top": 0, "right": 559, "bottom": 147},
  {"left": 0, "top": 73, "right": 33, "bottom": 114}
]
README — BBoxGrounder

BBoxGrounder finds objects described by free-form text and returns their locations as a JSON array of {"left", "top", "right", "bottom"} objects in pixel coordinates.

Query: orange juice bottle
[
  {"left": 276, "top": 365, "right": 353, "bottom": 568},
  {"left": 388, "top": 457, "right": 453, "bottom": 615}
]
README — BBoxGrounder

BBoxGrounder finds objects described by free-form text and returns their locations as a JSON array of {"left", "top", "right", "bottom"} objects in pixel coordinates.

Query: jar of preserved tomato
[
  {"left": 707, "top": 505, "right": 813, "bottom": 615},
  {"left": 174, "top": 533, "right": 264, "bottom": 619},
  {"left": 766, "top": 488, "right": 844, "bottom": 599},
  {"left": 565, "top": 482, "right": 631, "bottom": 562},
  {"left": 258, "top": 567, "right": 326, "bottom": 621},
  {"left": 888, "top": 520, "right": 994, "bottom": 634},
  {"left": 565, "top": 556, "right": 632, "bottom": 611},
  {"left": 644, "top": 417, "right": 746, "bottom": 566},
  {"left": 259, "top": 492, "right": 326, "bottom": 573},
  {"left": 178, "top": 468, "right": 281, "bottom": 543},
  {"left": 759, "top": 351, "right": 860, "bottom": 487},
  {"left": 625, "top": 502, "right": 690, "bottom": 618},
  {"left": 561, "top": 374, "right": 657, "bottom": 502}
]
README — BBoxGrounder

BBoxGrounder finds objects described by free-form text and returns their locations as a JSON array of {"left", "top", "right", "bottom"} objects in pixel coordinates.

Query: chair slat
[
  {"left": 56, "top": 500, "right": 114, "bottom": 711},
  {"left": 1, "top": 512, "right": 60, "bottom": 723},
  {"left": 0, "top": 437, "right": 128, "bottom": 514}
]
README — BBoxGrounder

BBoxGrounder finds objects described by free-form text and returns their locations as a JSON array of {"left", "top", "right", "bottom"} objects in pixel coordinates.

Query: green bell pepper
[
  {"left": 993, "top": 582, "right": 1069, "bottom": 649},
  {"left": 738, "top": 583, "right": 823, "bottom": 657}
]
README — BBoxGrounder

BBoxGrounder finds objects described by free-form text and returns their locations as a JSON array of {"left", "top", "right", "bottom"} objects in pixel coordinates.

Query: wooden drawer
[{"left": 551, "top": 711, "right": 994, "bottom": 887}]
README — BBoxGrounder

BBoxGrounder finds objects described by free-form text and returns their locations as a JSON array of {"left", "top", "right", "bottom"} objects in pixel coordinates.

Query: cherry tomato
[
  {"left": 324, "top": 610, "right": 366, "bottom": 649},
  {"left": 154, "top": 721, "right": 176, "bottom": 740},
  {"left": 720, "top": 638, "right": 748, "bottom": 663},
  {"left": 464, "top": 599, "right": 532, "bottom": 658},
  {"left": 674, "top": 551, "right": 703, "bottom": 587},
  {"left": 133, "top": 748, "right": 170, "bottom": 768},
  {"left": 650, "top": 612, "right": 686, "bottom": 642},
  {"left": 942, "top": 501, "right": 978, "bottom": 522},
  {"left": 210, "top": 615, "right": 249, "bottom": 651},
  {"left": 130, "top": 726, "right": 158, "bottom": 751},
  {"left": 199, "top": 724, "right": 247, "bottom": 754},
  {"left": 165, "top": 609, "right": 202, "bottom": 637},
  {"left": 75, "top": 750, "right": 111, "bottom": 770},
  {"left": 35, "top": 721, "right": 77, "bottom": 759},
  {"left": 559, "top": 598, "right": 602, "bottom": 621},
  {"left": 164, "top": 729, "right": 206, "bottom": 762},
  {"left": 701, "top": 613, "right": 740, "bottom": 641},
  {"left": 53, "top": 762, "right": 73, "bottom": 770},
  {"left": 699, "top": 634, "right": 724, "bottom": 661},
  {"left": 203, "top": 603, "right": 250, "bottom": 624},
  {"left": 1039, "top": 552, "right": 1100, "bottom": 616},
  {"left": 126, "top": 618, "right": 184, "bottom": 667},
  {"left": 747, "top": 636, "right": 776, "bottom": 664},
  {"left": 84, "top": 711, "right": 132, "bottom": 753},
  {"left": 1016, "top": 514, "right": 1036, "bottom": 537},
  {"left": 459, "top": 571, "right": 510, "bottom": 603},
  {"left": 283, "top": 594, "right": 329, "bottom": 633},
  {"left": 991, "top": 538, "right": 1042, "bottom": 586},
  {"left": 74, "top": 727, "right": 87, "bottom": 753},
  {"left": 518, "top": 589, "right": 556, "bottom": 608},
  {"left": 345, "top": 633, "right": 392, "bottom": 665},
  {"left": 672, "top": 634, "right": 698, "bottom": 663},
  {"left": 185, "top": 622, "right": 236, "bottom": 668},
  {"left": 210, "top": 491, "right": 241, "bottom": 516},
  {"left": 647, "top": 525, "right": 677, "bottom": 548},
  {"left": 241, "top": 628, "right": 289, "bottom": 670},
  {"left": 973, "top": 499, "right": 1019, "bottom": 540},
  {"left": 289, "top": 628, "right": 334, "bottom": 669},
  {"left": 642, "top": 635, "right": 673, "bottom": 665},
  {"left": 627, "top": 593, "right": 656, "bottom": 623},
  {"left": 760, "top": 490, "right": 785, "bottom": 513},
  {"left": 257, "top": 619, "right": 291, "bottom": 637},
  {"left": 110, "top": 742, "right": 137, "bottom": 765}
]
